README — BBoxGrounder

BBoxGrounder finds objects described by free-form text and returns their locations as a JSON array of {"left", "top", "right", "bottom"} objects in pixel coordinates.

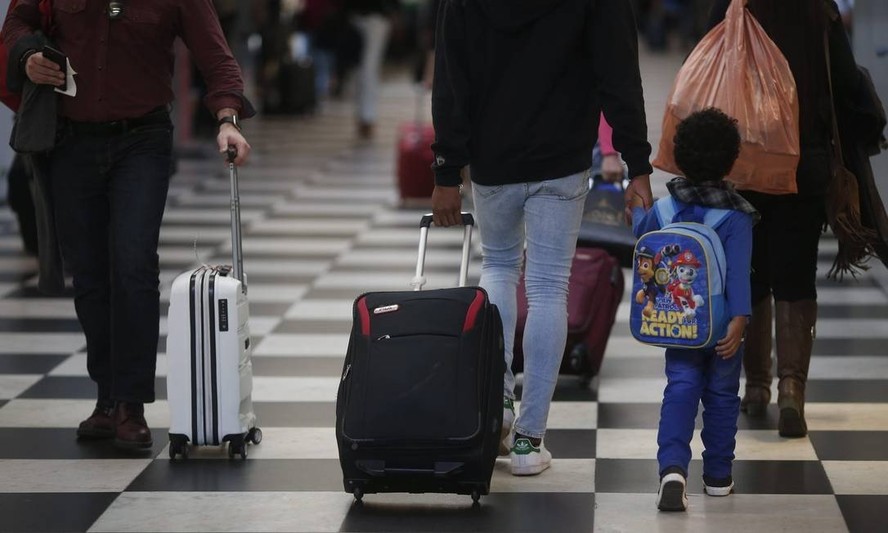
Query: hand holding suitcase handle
[
  {"left": 419, "top": 213, "right": 474, "bottom": 228},
  {"left": 227, "top": 146, "right": 245, "bottom": 288},
  {"left": 413, "top": 212, "right": 475, "bottom": 291}
]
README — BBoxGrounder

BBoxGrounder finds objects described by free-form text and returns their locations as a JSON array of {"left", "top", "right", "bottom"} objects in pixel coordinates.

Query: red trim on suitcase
[
  {"left": 357, "top": 298, "right": 371, "bottom": 336},
  {"left": 463, "top": 290, "right": 485, "bottom": 332}
]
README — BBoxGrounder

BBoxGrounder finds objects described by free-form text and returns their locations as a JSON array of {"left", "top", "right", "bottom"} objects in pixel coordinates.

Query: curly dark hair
[{"left": 673, "top": 108, "right": 741, "bottom": 184}]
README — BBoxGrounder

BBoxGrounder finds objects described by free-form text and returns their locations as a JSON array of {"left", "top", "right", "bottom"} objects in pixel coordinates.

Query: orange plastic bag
[{"left": 652, "top": 0, "right": 800, "bottom": 194}]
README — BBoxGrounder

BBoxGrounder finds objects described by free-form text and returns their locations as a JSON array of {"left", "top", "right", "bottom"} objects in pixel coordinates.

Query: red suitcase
[
  {"left": 512, "top": 247, "right": 624, "bottom": 385},
  {"left": 396, "top": 122, "right": 436, "bottom": 206}
]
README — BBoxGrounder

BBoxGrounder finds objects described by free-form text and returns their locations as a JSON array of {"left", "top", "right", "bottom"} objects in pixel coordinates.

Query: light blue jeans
[
  {"left": 472, "top": 170, "right": 590, "bottom": 439},
  {"left": 353, "top": 14, "right": 391, "bottom": 123}
]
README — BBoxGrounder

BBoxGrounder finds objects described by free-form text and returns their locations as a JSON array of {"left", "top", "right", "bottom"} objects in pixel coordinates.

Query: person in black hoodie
[{"left": 431, "top": 0, "right": 653, "bottom": 476}]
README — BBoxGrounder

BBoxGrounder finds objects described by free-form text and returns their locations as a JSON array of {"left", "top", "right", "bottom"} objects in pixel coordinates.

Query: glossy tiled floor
[{"left": 1, "top": 53, "right": 887, "bottom": 532}]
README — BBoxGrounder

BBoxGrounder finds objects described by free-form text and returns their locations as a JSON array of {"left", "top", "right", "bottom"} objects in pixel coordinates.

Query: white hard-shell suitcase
[{"left": 166, "top": 148, "right": 261, "bottom": 459}]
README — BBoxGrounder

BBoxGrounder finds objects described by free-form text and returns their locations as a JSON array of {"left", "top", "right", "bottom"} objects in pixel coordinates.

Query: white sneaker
[
  {"left": 510, "top": 437, "right": 552, "bottom": 476},
  {"left": 499, "top": 397, "right": 516, "bottom": 456},
  {"left": 656, "top": 470, "right": 688, "bottom": 512}
]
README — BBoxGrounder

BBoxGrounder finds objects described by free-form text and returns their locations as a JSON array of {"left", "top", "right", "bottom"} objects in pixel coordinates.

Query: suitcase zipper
[
  {"left": 373, "top": 333, "right": 458, "bottom": 342},
  {"left": 347, "top": 436, "right": 483, "bottom": 451}
]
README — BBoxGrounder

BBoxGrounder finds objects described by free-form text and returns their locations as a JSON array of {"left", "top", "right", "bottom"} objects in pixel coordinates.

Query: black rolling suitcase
[
  {"left": 262, "top": 60, "right": 317, "bottom": 115},
  {"left": 279, "top": 60, "right": 316, "bottom": 114},
  {"left": 336, "top": 213, "right": 504, "bottom": 504}
]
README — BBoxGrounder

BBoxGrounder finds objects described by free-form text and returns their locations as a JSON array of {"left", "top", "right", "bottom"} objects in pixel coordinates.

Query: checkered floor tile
[{"left": 0, "top": 54, "right": 886, "bottom": 533}]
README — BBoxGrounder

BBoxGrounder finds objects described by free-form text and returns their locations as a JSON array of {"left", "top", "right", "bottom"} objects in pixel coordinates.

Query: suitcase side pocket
[{"left": 344, "top": 333, "right": 468, "bottom": 443}]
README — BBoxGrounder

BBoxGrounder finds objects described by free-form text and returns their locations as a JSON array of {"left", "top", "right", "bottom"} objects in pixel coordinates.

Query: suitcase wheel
[
  {"left": 569, "top": 344, "right": 597, "bottom": 388},
  {"left": 568, "top": 344, "right": 587, "bottom": 373},
  {"left": 168, "top": 436, "right": 189, "bottom": 460},
  {"left": 247, "top": 427, "right": 263, "bottom": 445},
  {"left": 353, "top": 487, "right": 364, "bottom": 503},
  {"left": 227, "top": 436, "right": 248, "bottom": 460},
  {"left": 471, "top": 489, "right": 481, "bottom": 505}
]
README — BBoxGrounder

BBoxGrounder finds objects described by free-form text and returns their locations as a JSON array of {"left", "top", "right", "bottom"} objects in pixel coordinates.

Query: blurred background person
[
  {"left": 596, "top": 115, "right": 626, "bottom": 182},
  {"left": 253, "top": 0, "right": 317, "bottom": 115},
  {"left": 417, "top": 0, "right": 440, "bottom": 88},
  {"left": 298, "top": 0, "right": 343, "bottom": 102},
  {"left": 5, "top": 154, "right": 37, "bottom": 256},
  {"left": 345, "top": 0, "right": 400, "bottom": 139},
  {"left": 636, "top": 0, "right": 713, "bottom": 52},
  {"left": 192, "top": 0, "right": 243, "bottom": 139}
]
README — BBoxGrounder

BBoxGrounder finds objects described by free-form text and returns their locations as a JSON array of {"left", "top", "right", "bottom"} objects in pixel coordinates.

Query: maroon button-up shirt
[{"left": 2, "top": 0, "right": 253, "bottom": 122}]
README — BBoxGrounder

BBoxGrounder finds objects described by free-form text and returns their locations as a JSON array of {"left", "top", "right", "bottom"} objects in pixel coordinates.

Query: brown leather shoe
[
  {"left": 114, "top": 402, "right": 153, "bottom": 450},
  {"left": 77, "top": 404, "right": 115, "bottom": 440}
]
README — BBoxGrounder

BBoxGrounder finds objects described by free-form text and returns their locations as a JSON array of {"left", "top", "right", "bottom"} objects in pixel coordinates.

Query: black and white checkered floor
[{"left": 1, "top": 67, "right": 887, "bottom": 532}]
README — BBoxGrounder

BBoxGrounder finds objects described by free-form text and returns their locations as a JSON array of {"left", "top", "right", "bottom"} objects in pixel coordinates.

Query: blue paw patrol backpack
[{"left": 630, "top": 198, "right": 731, "bottom": 349}]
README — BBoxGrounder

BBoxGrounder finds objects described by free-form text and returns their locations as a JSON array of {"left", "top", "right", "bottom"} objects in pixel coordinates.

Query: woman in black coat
[{"left": 707, "top": 0, "right": 860, "bottom": 438}]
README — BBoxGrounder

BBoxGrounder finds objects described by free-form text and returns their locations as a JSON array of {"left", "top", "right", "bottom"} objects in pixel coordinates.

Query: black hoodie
[{"left": 431, "top": 0, "right": 652, "bottom": 186}]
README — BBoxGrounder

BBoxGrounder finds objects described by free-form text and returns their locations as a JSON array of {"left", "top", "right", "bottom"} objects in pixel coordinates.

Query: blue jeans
[
  {"left": 657, "top": 347, "right": 742, "bottom": 480},
  {"left": 472, "top": 170, "right": 590, "bottom": 439},
  {"left": 50, "top": 121, "right": 173, "bottom": 404}
]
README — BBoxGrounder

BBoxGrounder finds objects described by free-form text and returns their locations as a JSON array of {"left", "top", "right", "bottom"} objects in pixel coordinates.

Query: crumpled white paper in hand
[{"left": 54, "top": 58, "right": 77, "bottom": 97}]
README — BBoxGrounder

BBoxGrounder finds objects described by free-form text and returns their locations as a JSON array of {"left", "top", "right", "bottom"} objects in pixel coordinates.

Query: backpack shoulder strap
[
  {"left": 655, "top": 197, "right": 733, "bottom": 230},
  {"left": 653, "top": 197, "right": 678, "bottom": 227},
  {"left": 703, "top": 208, "right": 732, "bottom": 230}
]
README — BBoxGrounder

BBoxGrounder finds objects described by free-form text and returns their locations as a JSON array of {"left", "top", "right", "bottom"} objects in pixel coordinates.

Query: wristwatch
[{"left": 218, "top": 115, "right": 241, "bottom": 131}]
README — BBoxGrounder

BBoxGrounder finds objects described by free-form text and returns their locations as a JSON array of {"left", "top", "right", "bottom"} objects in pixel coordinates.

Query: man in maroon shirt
[{"left": 2, "top": 0, "right": 254, "bottom": 451}]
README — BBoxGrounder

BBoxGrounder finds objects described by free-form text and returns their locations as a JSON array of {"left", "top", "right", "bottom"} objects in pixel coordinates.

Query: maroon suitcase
[
  {"left": 396, "top": 122, "right": 436, "bottom": 205},
  {"left": 512, "top": 247, "right": 624, "bottom": 385}
]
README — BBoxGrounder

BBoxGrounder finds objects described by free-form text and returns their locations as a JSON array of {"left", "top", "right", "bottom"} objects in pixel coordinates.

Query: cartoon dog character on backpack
[
  {"left": 634, "top": 246, "right": 660, "bottom": 318},
  {"left": 666, "top": 250, "right": 706, "bottom": 320}
]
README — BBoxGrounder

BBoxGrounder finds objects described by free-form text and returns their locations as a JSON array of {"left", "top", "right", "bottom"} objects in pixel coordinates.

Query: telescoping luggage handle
[
  {"left": 412, "top": 213, "right": 475, "bottom": 291},
  {"left": 413, "top": 85, "right": 426, "bottom": 128},
  {"left": 226, "top": 147, "right": 246, "bottom": 289}
]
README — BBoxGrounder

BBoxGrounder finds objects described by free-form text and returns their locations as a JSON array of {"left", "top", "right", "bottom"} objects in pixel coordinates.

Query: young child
[{"left": 630, "top": 108, "right": 758, "bottom": 512}]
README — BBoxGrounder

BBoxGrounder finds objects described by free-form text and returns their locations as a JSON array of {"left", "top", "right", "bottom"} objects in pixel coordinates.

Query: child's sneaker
[
  {"left": 703, "top": 474, "right": 734, "bottom": 497},
  {"left": 499, "top": 397, "right": 516, "bottom": 456},
  {"left": 510, "top": 437, "right": 551, "bottom": 476},
  {"left": 657, "top": 466, "right": 688, "bottom": 512}
]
